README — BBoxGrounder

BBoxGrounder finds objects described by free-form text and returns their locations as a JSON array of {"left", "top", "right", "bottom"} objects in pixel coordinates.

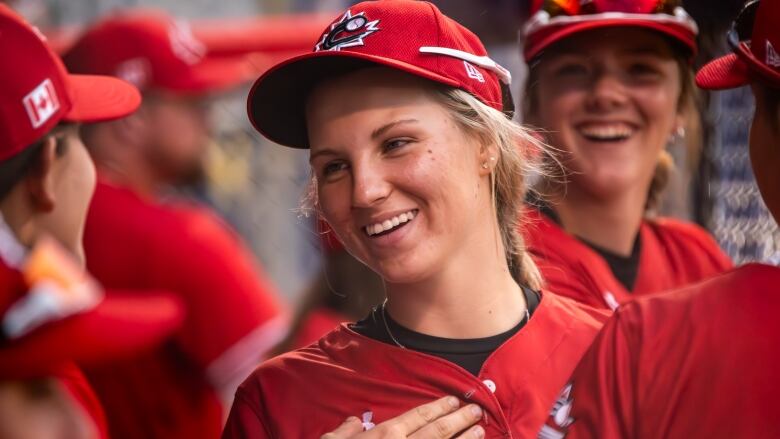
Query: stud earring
[{"left": 481, "top": 162, "right": 489, "bottom": 169}]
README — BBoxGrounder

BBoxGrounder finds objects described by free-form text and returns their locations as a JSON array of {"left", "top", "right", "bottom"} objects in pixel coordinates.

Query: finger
[
  {"left": 410, "top": 404, "right": 482, "bottom": 439},
  {"left": 321, "top": 416, "right": 364, "bottom": 439},
  {"left": 453, "top": 425, "right": 485, "bottom": 439},
  {"left": 388, "top": 396, "right": 461, "bottom": 435}
]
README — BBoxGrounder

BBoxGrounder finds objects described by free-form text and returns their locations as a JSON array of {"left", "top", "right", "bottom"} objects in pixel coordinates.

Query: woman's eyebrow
[
  {"left": 370, "top": 118, "right": 420, "bottom": 140},
  {"left": 309, "top": 148, "right": 338, "bottom": 164}
]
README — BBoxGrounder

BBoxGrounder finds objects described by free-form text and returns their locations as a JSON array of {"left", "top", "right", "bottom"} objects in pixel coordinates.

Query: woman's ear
[
  {"left": 25, "top": 137, "right": 58, "bottom": 213},
  {"left": 477, "top": 141, "right": 499, "bottom": 176}
]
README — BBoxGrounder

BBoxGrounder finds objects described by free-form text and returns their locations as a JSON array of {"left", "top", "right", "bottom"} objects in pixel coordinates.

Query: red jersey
[
  {"left": 290, "top": 307, "right": 348, "bottom": 350},
  {"left": 523, "top": 208, "right": 732, "bottom": 310},
  {"left": 55, "top": 363, "right": 109, "bottom": 439},
  {"left": 83, "top": 180, "right": 286, "bottom": 439},
  {"left": 223, "top": 292, "right": 608, "bottom": 438},
  {"left": 541, "top": 264, "right": 780, "bottom": 439}
]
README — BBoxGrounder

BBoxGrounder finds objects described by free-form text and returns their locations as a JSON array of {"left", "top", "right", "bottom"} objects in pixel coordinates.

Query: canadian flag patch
[{"left": 23, "top": 79, "right": 60, "bottom": 129}]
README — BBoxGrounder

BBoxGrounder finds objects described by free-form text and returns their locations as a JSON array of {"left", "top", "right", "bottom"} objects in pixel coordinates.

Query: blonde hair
[{"left": 433, "top": 87, "right": 544, "bottom": 290}]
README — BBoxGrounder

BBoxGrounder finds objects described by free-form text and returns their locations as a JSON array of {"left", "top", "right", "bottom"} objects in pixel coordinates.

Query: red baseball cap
[
  {"left": 247, "top": 0, "right": 513, "bottom": 149},
  {"left": 522, "top": 0, "right": 699, "bottom": 61},
  {"left": 0, "top": 5, "right": 141, "bottom": 161},
  {"left": 63, "top": 9, "right": 259, "bottom": 95},
  {"left": 696, "top": 0, "right": 780, "bottom": 90},
  {"left": 0, "top": 237, "right": 184, "bottom": 380}
]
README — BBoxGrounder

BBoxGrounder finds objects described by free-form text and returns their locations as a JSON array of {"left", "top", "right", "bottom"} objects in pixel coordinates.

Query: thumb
[{"left": 321, "top": 416, "right": 365, "bottom": 438}]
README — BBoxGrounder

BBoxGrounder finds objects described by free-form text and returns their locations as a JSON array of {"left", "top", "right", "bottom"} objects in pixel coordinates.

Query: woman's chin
[{"left": 372, "top": 259, "right": 431, "bottom": 286}]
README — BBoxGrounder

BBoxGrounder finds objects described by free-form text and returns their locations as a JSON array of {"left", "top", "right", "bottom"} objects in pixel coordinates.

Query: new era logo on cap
[
  {"left": 767, "top": 40, "right": 780, "bottom": 68},
  {"left": 23, "top": 79, "right": 60, "bottom": 129},
  {"left": 464, "top": 61, "right": 485, "bottom": 83}
]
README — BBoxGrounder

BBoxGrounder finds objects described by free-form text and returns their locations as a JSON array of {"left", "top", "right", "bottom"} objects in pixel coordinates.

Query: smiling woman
[
  {"left": 222, "top": 1, "right": 608, "bottom": 438},
  {"left": 518, "top": 0, "right": 733, "bottom": 311}
]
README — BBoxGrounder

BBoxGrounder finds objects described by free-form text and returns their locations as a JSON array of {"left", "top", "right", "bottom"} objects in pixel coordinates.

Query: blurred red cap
[
  {"left": 63, "top": 9, "right": 258, "bottom": 95},
  {"left": 0, "top": 4, "right": 141, "bottom": 161},
  {"left": 697, "top": 0, "right": 780, "bottom": 90},
  {"left": 522, "top": 0, "right": 698, "bottom": 61}
]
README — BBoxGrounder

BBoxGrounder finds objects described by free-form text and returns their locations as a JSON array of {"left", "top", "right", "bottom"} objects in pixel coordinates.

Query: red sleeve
[
  {"left": 222, "top": 386, "right": 273, "bottom": 439},
  {"left": 151, "top": 207, "right": 286, "bottom": 386},
  {"left": 55, "top": 363, "right": 110, "bottom": 439},
  {"left": 540, "top": 306, "right": 639, "bottom": 439}
]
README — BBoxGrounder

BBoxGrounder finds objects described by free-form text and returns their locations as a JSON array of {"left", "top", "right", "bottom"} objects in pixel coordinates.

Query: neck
[
  {"left": 384, "top": 224, "right": 527, "bottom": 339},
  {"left": 0, "top": 194, "right": 37, "bottom": 252},
  {"left": 95, "top": 161, "right": 161, "bottom": 198},
  {"left": 551, "top": 184, "right": 645, "bottom": 256}
]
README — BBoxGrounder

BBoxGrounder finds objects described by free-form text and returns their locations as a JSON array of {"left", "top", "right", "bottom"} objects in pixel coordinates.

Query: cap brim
[
  {"left": 0, "top": 291, "right": 184, "bottom": 379},
  {"left": 247, "top": 51, "right": 459, "bottom": 149},
  {"left": 167, "top": 55, "right": 260, "bottom": 95},
  {"left": 524, "top": 20, "right": 697, "bottom": 61},
  {"left": 696, "top": 53, "right": 750, "bottom": 90},
  {"left": 64, "top": 74, "right": 142, "bottom": 123}
]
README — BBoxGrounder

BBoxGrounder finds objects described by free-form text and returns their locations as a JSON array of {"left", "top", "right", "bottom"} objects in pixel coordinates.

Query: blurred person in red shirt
[
  {"left": 0, "top": 5, "right": 181, "bottom": 438},
  {"left": 540, "top": 1, "right": 780, "bottom": 437},
  {"left": 63, "top": 10, "right": 286, "bottom": 439}
]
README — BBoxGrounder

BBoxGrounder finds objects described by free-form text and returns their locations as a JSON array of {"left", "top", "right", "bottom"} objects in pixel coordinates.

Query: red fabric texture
[
  {"left": 82, "top": 180, "right": 284, "bottom": 439},
  {"left": 523, "top": 207, "right": 732, "bottom": 310},
  {"left": 222, "top": 292, "right": 608, "bottom": 438},
  {"left": 290, "top": 308, "right": 347, "bottom": 350},
  {"left": 542, "top": 264, "right": 780, "bottom": 439},
  {"left": 55, "top": 363, "right": 109, "bottom": 439}
]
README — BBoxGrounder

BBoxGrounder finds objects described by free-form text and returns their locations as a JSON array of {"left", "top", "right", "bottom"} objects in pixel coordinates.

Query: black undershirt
[
  {"left": 535, "top": 201, "right": 641, "bottom": 291},
  {"left": 351, "top": 286, "right": 541, "bottom": 376}
]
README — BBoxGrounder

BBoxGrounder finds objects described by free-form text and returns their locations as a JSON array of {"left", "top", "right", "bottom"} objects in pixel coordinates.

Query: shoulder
[
  {"left": 541, "top": 291, "right": 611, "bottom": 326},
  {"left": 89, "top": 181, "right": 181, "bottom": 234},
  {"left": 645, "top": 217, "right": 723, "bottom": 252},
  {"left": 237, "top": 327, "right": 360, "bottom": 395},
  {"left": 624, "top": 263, "right": 780, "bottom": 322}
]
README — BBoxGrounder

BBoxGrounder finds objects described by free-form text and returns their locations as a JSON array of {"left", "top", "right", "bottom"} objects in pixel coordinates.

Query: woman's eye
[
  {"left": 384, "top": 138, "right": 409, "bottom": 152},
  {"left": 628, "top": 63, "right": 660, "bottom": 78},
  {"left": 554, "top": 64, "right": 588, "bottom": 77},
  {"left": 322, "top": 161, "right": 348, "bottom": 177}
]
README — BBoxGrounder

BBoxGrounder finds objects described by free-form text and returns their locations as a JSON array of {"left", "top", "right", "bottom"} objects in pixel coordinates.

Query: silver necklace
[
  {"left": 380, "top": 298, "right": 531, "bottom": 350},
  {"left": 381, "top": 298, "right": 406, "bottom": 349}
]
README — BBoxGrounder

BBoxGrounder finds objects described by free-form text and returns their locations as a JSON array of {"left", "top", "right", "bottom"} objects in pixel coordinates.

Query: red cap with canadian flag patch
[
  {"left": 247, "top": 0, "right": 513, "bottom": 149},
  {"left": 0, "top": 4, "right": 141, "bottom": 161}
]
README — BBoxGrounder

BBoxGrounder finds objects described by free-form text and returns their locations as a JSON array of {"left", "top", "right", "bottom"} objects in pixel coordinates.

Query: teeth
[
  {"left": 579, "top": 125, "right": 634, "bottom": 140},
  {"left": 365, "top": 210, "right": 417, "bottom": 236}
]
